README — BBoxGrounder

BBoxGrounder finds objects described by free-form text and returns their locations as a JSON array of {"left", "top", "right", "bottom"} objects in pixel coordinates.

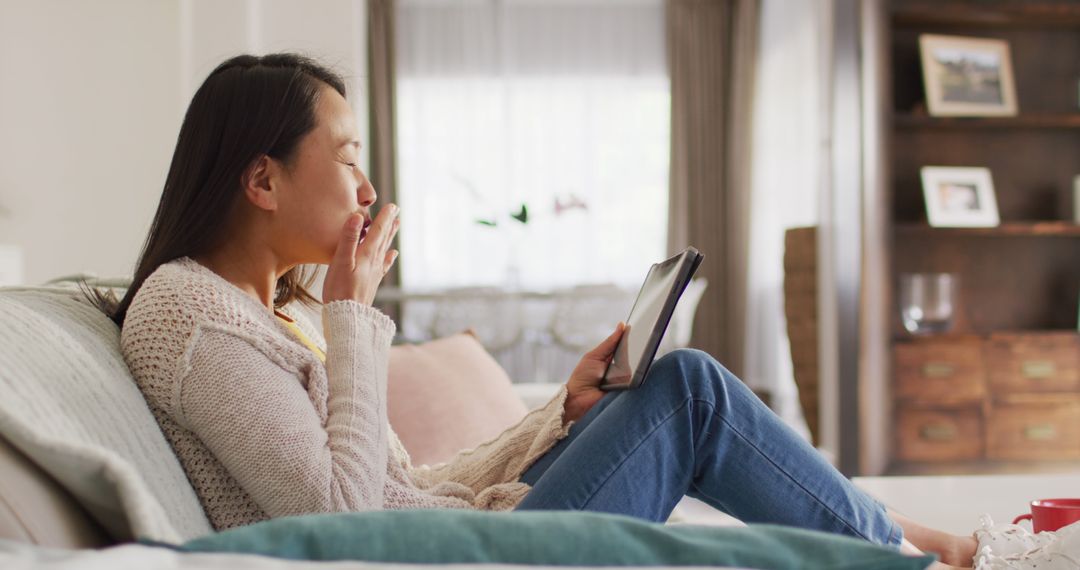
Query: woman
[{"left": 92, "top": 53, "right": 975, "bottom": 568}]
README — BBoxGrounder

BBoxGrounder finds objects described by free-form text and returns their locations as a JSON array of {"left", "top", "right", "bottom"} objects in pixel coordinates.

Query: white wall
[
  {"left": 744, "top": 0, "right": 829, "bottom": 442},
  {"left": 0, "top": 0, "right": 368, "bottom": 285},
  {"left": 0, "top": 0, "right": 183, "bottom": 285}
]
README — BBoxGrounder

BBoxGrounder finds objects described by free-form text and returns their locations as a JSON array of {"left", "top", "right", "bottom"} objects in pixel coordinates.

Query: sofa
[
  {"left": 0, "top": 279, "right": 765, "bottom": 567},
  {"left": 0, "top": 280, "right": 949, "bottom": 570}
]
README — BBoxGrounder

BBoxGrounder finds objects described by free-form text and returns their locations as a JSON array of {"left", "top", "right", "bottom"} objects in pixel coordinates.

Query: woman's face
[{"left": 271, "top": 85, "right": 376, "bottom": 265}]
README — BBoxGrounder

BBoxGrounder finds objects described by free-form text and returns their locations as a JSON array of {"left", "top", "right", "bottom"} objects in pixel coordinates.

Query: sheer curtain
[{"left": 394, "top": 0, "right": 669, "bottom": 291}]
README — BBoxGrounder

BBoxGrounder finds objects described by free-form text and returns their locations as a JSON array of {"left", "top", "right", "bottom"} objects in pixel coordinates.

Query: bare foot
[
  {"left": 907, "top": 532, "right": 976, "bottom": 567},
  {"left": 927, "top": 563, "right": 968, "bottom": 570},
  {"left": 889, "top": 509, "right": 977, "bottom": 567},
  {"left": 938, "top": 534, "right": 977, "bottom": 567},
  {"left": 901, "top": 537, "right": 974, "bottom": 569}
]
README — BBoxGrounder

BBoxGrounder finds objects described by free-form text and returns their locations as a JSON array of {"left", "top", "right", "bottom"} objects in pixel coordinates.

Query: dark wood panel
[
  {"left": 895, "top": 114, "right": 1080, "bottom": 129},
  {"left": 891, "top": 27, "right": 1080, "bottom": 115},
  {"left": 892, "top": 234, "right": 1080, "bottom": 333},
  {"left": 895, "top": 222, "right": 1080, "bottom": 237},
  {"left": 891, "top": 129, "right": 1080, "bottom": 222},
  {"left": 892, "top": 1, "right": 1080, "bottom": 28}
]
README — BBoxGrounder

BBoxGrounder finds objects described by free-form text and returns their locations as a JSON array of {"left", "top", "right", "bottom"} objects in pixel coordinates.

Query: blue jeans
[{"left": 515, "top": 349, "right": 903, "bottom": 549}]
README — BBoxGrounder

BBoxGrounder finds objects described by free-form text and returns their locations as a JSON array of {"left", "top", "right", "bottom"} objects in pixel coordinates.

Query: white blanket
[{"left": 0, "top": 539, "right": 743, "bottom": 570}]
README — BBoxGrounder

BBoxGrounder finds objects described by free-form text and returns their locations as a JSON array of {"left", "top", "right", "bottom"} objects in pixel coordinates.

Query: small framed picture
[
  {"left": 920, "top": 166, "right": 1000, "bottom": 227},
  {"left": 919, "top": 34, "right": 1018, "bottom": 117}
]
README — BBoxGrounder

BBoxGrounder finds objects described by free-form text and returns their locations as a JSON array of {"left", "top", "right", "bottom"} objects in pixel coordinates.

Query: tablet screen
[{"left": 602, "top": 256, "right": 684, "bottom": 387}]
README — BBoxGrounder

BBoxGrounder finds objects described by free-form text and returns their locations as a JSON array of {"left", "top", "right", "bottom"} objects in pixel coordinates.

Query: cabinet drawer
[
  {"left": 894, "top": 338, "right": 986, "bottom": 402},
  {"left": 895, "top": 404, "right": 983, "bottom": 462},
  {"left": 985, "top": 333, "right": 1080, "bottom": 394},
  {"left": 987, "top": 399, "right": 1080, "bottom": 460}
]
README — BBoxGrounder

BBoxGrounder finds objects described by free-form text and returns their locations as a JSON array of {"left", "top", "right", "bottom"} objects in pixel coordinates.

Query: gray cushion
[
  {"left": 0, "top": 286, "right": 212, "bottom": 544},
  {"left": 0, "top": 434, "right": 110, "bottom": 548}
]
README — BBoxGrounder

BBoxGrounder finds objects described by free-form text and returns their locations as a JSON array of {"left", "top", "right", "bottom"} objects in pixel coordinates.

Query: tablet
[{"left": 600, "top": 246, "right": 704, "bottom": 391}]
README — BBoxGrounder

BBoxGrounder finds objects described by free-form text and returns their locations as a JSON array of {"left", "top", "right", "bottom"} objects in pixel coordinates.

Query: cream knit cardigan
[{"left": 121, "top": 257, "right": 574, "bottom": 531}]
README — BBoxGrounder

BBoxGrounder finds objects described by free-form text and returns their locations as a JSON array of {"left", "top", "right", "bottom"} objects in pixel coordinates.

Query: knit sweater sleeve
[
  {"left": 408, "top": 384, "right": 574, "bottom": 494},
  {"left": 172, "top": 300, "right": 395, "bottom": 518}
]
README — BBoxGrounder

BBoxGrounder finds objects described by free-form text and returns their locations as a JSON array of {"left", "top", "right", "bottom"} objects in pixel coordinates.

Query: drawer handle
[
  {"left": 1024, "top": 424, "right": 1057, "bottom": 441},
  {"left": 1021, "top": 361, "right": 1056, "bottom": 379},
  {"left": 922, "top": 363, "right": 956, "bottom": 378},
  {"left": 920, "top": 424, "right": 956, "bottom": 441}
]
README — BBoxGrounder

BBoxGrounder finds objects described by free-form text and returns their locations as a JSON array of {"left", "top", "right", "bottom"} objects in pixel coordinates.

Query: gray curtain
[
  {"left": 666, "top": 0, "right": 760, "bottom": 377},
  {"left": 367, "top": 0, "right": 401, "bottom": 317}
]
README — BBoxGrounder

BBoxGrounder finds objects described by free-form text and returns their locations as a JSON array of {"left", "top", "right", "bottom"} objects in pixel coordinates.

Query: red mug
[{"left": 1012, "top": 498, "right": 1080, "bottom": 533}]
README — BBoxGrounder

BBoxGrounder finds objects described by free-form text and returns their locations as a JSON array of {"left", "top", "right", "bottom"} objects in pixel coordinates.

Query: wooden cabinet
[
  {"left": 839, "top": 0, "right": 1080, "bottom": 475},
  {"left": 894, "top": 333, "right": 1080, "bottom": 464},
  {"left": 985, "top": 332, "right": 1080, "bottom": 394},
  {"left": 987, "top": 395, "right": 1080, "bottom": 461},
  {"left": 877, "top": 1, "right": 1080, "bottom": 474},
  {"left": 896, "top": 403, "right": 984, "bottom": 462},
  {"left": 893, "top": 337, "right": 986, "bottom": 402}
]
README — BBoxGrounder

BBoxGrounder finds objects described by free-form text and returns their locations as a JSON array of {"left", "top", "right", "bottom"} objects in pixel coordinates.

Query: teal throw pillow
[{"left": 162, "top": 509, "right": 935, "bottom": 569}]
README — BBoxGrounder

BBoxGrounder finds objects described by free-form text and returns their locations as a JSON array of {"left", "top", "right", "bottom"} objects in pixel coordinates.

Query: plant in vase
[{"left": 475, "top": 195, "right": 589, "bottom": 289}]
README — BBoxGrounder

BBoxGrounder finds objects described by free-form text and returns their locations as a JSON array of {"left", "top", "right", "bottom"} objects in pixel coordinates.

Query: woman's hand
[
  {"left": 322, "top": 205, "right": 400, "bottom": 306},
  {"left": 563, "top": 322, "right": 626, "bottom": 423}
]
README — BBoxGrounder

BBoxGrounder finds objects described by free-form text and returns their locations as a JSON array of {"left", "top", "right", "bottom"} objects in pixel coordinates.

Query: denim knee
[{"left": 647, "top": 348, "right": 735, "bottom": 405}]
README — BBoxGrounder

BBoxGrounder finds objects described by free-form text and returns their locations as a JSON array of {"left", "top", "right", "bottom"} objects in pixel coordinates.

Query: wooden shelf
[
  {"left": 892, "top": 329, "right": 1080, "bottom": 345},
  {"left": 895, "top": 222, "right": 1080, "bottom": 237},
  {"left": 894, "top": 329, "right": 1080, "bottom": 338},
  {"left": 892, "top": 3, "right": 1080, "bottom": 28},
  {"left": 894, "top": 114, "right": 1080, "bottom": 130},
  {"left": 994, "top": 392, "right": 1080, "bottom": 406}
]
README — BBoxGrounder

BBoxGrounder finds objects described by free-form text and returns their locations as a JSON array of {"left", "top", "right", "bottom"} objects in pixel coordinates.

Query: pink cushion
[{"left": 387, "top": 332, "right": 530, "bottom": 466}]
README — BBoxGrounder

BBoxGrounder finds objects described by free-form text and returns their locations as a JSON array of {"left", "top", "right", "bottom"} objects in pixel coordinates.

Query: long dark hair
[{"left": 85, "top": 53, "right": 347, "bottom": 327}]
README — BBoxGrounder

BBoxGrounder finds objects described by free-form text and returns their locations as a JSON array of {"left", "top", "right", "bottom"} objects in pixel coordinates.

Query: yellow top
[{"left": 275, "top": 311, "right": 326, "bottom": 362}]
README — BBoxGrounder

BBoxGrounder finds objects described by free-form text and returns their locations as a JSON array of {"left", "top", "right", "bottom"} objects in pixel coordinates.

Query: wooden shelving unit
[{"left": 879, "top": 0, "right": 1080, "bottom": 475}]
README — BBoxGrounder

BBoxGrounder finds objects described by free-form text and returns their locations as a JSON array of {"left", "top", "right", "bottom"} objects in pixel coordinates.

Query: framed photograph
[
  {"left": 920, "top": 166, "right": 1000, "bottom": 227},
  {"left": 919, "top": 34, "right": 1018, "bottom": 117}
]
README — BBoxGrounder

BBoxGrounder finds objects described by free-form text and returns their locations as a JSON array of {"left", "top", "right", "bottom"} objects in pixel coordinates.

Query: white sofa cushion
[
  {"left": 0, "top": 432, "right": 111, "bottom": 547},
  {"left": 0, "top": 287, "right": 213, "bottom": 543}
]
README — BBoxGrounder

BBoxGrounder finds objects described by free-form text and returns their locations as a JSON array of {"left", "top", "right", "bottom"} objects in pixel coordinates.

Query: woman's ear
[{"left": 242, "top": 155, "right": 278, "bottom": 212}]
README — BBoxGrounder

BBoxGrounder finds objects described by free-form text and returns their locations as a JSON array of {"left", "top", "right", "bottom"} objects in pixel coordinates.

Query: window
[{"left": 395, "top": 0, "right": 669, "bottom": 290}]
